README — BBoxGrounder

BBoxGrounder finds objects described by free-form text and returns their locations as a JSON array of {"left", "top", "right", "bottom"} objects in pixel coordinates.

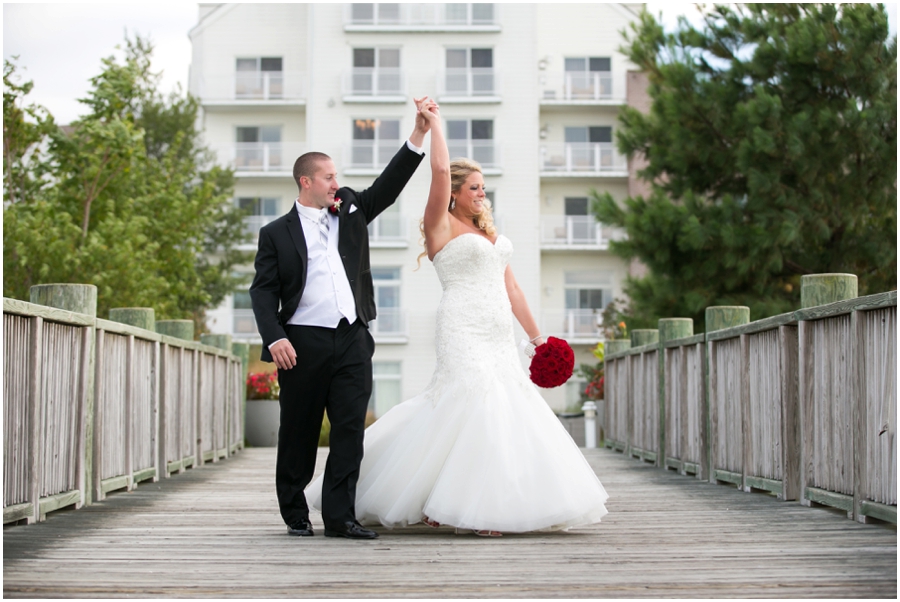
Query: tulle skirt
[{"left": 306, "top": 358, "right": 609, "bottom": 533}]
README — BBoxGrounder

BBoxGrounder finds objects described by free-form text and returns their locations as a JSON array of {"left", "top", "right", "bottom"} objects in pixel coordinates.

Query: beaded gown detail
[{"left": 307, "top": 233, "right": 609, "bottom": 532}]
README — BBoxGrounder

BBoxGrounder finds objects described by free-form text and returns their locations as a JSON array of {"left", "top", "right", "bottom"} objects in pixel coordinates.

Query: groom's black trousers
[{"left": 275, "top": 318, "right": 374, "bottom": 529}]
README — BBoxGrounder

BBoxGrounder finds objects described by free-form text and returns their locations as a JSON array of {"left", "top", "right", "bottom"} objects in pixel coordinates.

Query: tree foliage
[
  {"left": 593, "top": 4, "right": 897, "bottom": 328},
  {"left": 3, "top": 37, "right": 251, "bottom": 323}
]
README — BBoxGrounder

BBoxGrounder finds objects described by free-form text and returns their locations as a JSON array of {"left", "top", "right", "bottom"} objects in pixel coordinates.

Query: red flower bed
[{"left": 529, "top": 337, "right": 575, "bottom": 388}]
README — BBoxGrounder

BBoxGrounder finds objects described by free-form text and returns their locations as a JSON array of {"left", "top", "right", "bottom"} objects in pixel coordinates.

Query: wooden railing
[
  {"left": 3, "top": 287, "right": 248, "bottom": 525},
  {"left": 604, "top": 274, "right": 896, "bottom": 524}
]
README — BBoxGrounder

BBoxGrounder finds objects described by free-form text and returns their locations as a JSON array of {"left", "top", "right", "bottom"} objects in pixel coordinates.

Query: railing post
[
  {"left": 201, "top": 334, "right": 232, "bottom": 463},
  {"left": 800, "top": 274, "right": 858, "bottom": 309},
  {"left": 232, "top": 342, "right": 251, "bottom": 452},
  {"left": 582, "top": 401, "right": 597, "bottom": 448},
  {"left": 659, "top": 318, "right": 694, "bottom": 473},
  {"left": 29, "top": 284, "right": 97, "bottom": 508},
  {"left": 705, "top": 306, "right": 750, "bottom": 486}
]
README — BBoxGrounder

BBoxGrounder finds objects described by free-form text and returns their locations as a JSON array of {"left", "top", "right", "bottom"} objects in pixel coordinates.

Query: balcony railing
[
  {"left": 541, "top": 309, "right": 603, "bottom": 343},
  {"left": 369, "top": 308, "right": 407, "bottom": 338},
  {"left": 446, "top": 140, "right": 499, "bottom": 169},
  {"left": 367, "top": 213, "right": 408, "bottom": 245},
  {"left": 231, "top": 143, "right": 304, "bottom": 173},
  {"left": 539, "top": 143, "right": 627, "bottom": 174},
  {"left": 540, "top": 216, "right": 610, "bottom": 248},
  {"left": 195, "top": 72, "right": 305, "bottom": 102},
  {"left": 232, "top": 309, "right": 258, "bottom": 335},
  {"left": 343, "top": 68, "right": 406, "bottom": 97},
  {"left": 344, "top": 3, "right": 497, "bottom": 28},
  {"left": 540, "top": 71, "right": 614, "bottom": 102},
  {"left": 243, "top": 215, "right": 279, "bottom": 239},
  {"left": 346, "top": 140, "right": 403, "bottom": 170},
  {"left": 439, "top": 68, "right": 498, "bottom": 97}
]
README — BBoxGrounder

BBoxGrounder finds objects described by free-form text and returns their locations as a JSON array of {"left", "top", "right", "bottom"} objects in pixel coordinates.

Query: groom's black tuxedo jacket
[{"left": 249, "top": 144, "right": 424, "bottom": 362}]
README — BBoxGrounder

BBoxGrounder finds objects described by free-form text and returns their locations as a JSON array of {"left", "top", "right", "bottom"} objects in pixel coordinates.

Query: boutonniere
[{"left": 330, "top": 198, "right": 342, "bottom": 214}]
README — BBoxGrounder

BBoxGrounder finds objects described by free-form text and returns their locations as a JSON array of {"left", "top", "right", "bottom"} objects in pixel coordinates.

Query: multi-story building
[{"left": 190, "top": 3, "right": 646, "bottom": 415}]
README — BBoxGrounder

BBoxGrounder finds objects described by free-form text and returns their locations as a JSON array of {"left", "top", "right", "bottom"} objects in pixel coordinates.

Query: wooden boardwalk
[{"left": 4, "top": 447, "right": 896, "bottom": 598}]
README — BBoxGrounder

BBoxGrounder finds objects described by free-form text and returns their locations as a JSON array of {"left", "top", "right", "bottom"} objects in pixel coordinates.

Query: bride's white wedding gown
[{"left": 307, "top": 233, "right": 608, "bottom": 532}]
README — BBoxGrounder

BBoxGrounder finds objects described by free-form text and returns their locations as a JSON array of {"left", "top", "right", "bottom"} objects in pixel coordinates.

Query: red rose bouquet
[
  {"left": 529, "top": 337, "right": 575, "bottom": 388},
  {"left": 247, "top": 371, "right": 280, "bottom": 400}
]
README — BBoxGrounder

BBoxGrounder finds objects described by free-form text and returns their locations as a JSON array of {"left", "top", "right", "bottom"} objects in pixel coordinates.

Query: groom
[{"left": 250, "top": 99, "right": 431, "bottom": 539}]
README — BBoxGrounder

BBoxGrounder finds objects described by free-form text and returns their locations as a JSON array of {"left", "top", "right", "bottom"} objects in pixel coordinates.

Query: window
[
  {"left": 446, "top": 119, "right": 494, "bottom": 166},
  {"left": 564, "top": 57, "right": 612, "bottom": 99},
  {"left": 564, "top": 127, "right": 614, "bottom": 171},
  {"left": 235, "top": 57, "right": 283, "bottom": 99},
  {"left": 351, "top": 3, "right": 400, "bottom": 24},
  {"left": 369, "top": 362, "right": 401, "bottom": 418},
  {"left": 485, "top": 189, "right": 496, "bottom": 214},
  {"left": 564, "top": 197, "right": 589, "bottom": 216},
  {"left": 565, "top": 271, "right": 612, "bottom": 312},
  {"left": 368, "top": 203, "right": 404, "bottom": 242},
  {"left": 232, "top": 289, "right": 257, "bottom": 334},
  {"left": 445, "top": 48, "right": 494, "bottom": 96},
  {"left": 235, "top": 126, "right": 282, "bottom": 171},
  {"left": 371, "top": 267, "right": 403, "bottom": 334},
  {"left": 564, "top": 126, "right": 612, "bottom": 144},
  {"left": 351, "top": 119, "right": 401, "bottom": 168},
  {"left": 471, "top": 3, "right": 494, "bottom": 24},
  {"left": 352, "top": 48, "right": 401, "bottom": 95},
  {"left": 237, "top": 197, "right": 279, "bottom": 236}
]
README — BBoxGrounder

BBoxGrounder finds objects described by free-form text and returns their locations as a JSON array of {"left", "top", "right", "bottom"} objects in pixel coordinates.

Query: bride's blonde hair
[{"left": 416, "top": 158, "right": 497, "bottom": 268}]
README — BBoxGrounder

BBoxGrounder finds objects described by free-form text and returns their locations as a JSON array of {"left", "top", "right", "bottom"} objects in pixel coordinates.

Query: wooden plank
[
  {"left": 38, "top": 490, "right": 82, "bottom": 517},
  {"left": 3, "top": 502, "right": 33, "bottom": 524},
  {"left": 663, "top": 333, "right": 705, "bottom": 348},
  {"left": 28, "top": 316, "right": 44, "bottom": 524},
  {"left": 781, "top": 325, "right": 800, "bottom": 501},
  {"left": 798, "top": 320, "right": 814, "bottom": 507},
  {"left": 740, "top": 334, "right": 750, "bottom": 492},
  {"left": 132, "top": 467, "right": 156, "bottom": 485},
  {"left": 806, "top": 486, "right": 853, "bottom": 513},
  {"left": 859, "top": 500, "right": 897, "bottom": 524},
  {"left": 93, "top": 329, "right": 105, "bottom": 502},
  {"left": 100, "top": 475, "right": 130, "bottom": 495},
  {"left": 852, "top": 310, "right": 866, "bottom": 522},
  {"left": 745, "top": 475, "right": 783, "bottom": 496},
  {"left": 715, "top": 469, "right": 742, "bottom": 485},
  {"left": 4, "top": 448, "right": 895, "bottom": 599},
  {"left": 125, "top": 335, "right": 135, "bottom": 491}
]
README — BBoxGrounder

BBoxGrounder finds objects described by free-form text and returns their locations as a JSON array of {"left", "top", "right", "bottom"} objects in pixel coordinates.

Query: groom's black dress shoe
[
  {"left": 324, "top": 521, "right": 379, "bottom": 539},
  {"left": 287, "top": 519, "right": 314, "bottom": 536}
]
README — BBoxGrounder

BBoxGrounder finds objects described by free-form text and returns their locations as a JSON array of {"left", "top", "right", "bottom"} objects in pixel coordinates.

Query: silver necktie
[{"left": 318, "top": 212, "right": 329, "bottom": 247}]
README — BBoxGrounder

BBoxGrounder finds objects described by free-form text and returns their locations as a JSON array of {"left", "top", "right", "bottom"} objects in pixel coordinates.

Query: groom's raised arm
[{"left": 354, "top": 97, "right": 432, "bottom": 222}]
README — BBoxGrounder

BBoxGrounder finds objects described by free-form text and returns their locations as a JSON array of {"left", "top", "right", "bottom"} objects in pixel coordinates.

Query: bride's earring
[{"left": 449, "top": 198, "right": 456, "bottom": 211}]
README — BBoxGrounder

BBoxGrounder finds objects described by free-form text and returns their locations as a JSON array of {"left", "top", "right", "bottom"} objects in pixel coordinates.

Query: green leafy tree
[
  {"left": 3, "top": 37, "right": 251, "bottom": 323},
  {"left": 593, "top": 4, "right": 897, "bottom": 328}
]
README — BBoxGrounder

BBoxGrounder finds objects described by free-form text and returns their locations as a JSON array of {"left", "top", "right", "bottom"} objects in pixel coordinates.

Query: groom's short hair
[{"left": 293, "top": 152, "right": 332, "bottom": 188}]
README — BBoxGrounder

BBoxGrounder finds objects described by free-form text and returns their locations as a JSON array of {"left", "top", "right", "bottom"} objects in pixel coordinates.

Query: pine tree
[{"left": 594, "top": 4, "right": 897, "bottom": 328}]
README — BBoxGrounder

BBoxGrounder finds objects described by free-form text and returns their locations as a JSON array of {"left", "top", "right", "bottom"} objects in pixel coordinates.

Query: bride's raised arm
[{"left": 418, "top": 100, "right": 453, "bottom": 260}]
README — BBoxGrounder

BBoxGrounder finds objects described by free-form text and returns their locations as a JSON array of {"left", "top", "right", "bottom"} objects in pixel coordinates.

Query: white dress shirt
[{"left": 289, "top": 203, "right": 357, "bottom": 328}]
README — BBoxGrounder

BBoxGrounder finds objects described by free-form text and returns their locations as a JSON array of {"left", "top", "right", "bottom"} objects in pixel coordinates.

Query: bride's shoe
[
  {"left": 474, "top": 530, "right": 502, "bottom": 537},
  {"left": 422, "top": 516, "right": 441, "bottom": 528}
]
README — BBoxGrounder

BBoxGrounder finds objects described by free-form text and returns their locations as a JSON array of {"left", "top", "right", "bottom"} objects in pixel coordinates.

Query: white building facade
[{"left": 190, "top": 3, "right": 646, "bottom": 414}]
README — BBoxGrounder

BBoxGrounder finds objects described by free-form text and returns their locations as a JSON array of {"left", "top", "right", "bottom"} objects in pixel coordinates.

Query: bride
[{"left": 307, "top": 98, "right": 608, "bottom": 535}]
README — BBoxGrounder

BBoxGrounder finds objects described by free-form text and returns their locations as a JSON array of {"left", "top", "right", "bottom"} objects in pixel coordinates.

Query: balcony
[
  {"left": 438, "top": 69, "right": 500, "bottom": 102},
  {"left": 446, "top": 140, "right": 501, "bottom": 172},
  {"left": 237, "top": 215, "right": 280, "bottom": 250},
  {"left": 368, "top": 213, "right": 408, "bottom": 248},
  {"left": 540, "top": 216, "right": 619, "bottom": 250},
  {"left": 195, "top": 72, "right": 305, "bottom": 108},
  {"left": 342, "top": 68, "right": 407, "bottom": 103},
  {"left": 540, "top": 72, "right": 622, "bottom": 105},
  {"left": 369, "top": 308, "right": 408, "bottom": 343},
  {"left": 344, "top": 3, "right": 500, "bottom": 32},
  {"left": 541, "top": 309, "right": 603, "bottom": 345},
  {"left": 344, "top": 140, "right": 403, "bottom": 174},
  {"left": 230, "top": 142, "right": 305, "bottom": 176},
  {"left": 539, "top": 143, "right": 627, "bottom": 177}
]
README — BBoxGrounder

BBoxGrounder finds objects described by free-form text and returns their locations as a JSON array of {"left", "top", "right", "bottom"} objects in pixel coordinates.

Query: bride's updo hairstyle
[{"left": 417, "top": 158, "right": 497, "bottom": 268}]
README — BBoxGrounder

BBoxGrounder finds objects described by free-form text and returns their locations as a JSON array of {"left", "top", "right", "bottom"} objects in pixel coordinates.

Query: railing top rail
[
  {"left": 3, "top": 297, "right": 94, "bottom": 327},
  {"left": 663, "top": 333, "right": 706, "bottom": 349},
  {"left": 706, "top": 310, "right": 797, "bottom": 342},
  {"left": 4, "top": 297, "right": 240, "bottom": 360},
  {"left": 794, "top": 289, "right": 896, "bottom": 322},
  {"left": 608, "top": 341, "right": 659, "bottom": 360}
]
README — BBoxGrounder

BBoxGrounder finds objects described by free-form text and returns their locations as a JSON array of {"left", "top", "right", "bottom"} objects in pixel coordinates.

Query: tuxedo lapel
[{"left": 286, "top": 209, "right": 309, "bottom": 268}]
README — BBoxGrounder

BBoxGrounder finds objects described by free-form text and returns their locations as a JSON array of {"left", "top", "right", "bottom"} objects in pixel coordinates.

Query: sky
[{"left": 3, "top": 2, "right": 898, "bottom": 125}]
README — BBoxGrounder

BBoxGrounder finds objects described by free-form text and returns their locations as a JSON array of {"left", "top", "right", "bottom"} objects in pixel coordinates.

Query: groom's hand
[{"left": 270, "top": 339, "right": 297, "bottom": 371}]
